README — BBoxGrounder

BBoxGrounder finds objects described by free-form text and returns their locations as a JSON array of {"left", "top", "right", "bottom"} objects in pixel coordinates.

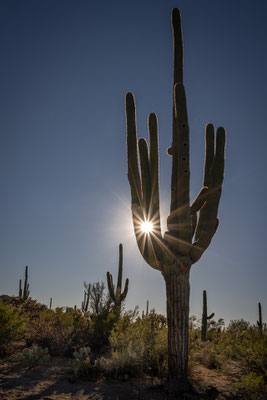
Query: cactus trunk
[
  {"left": 257, "top": 302, "right": 262, "bottom": 333},
  {"left": 201, "top": 290, "right": 214, "bottom": 341},
  {"left": 19, "top": 279, "right": 22, "bottom": 298},
  {"left": 165, "top": 270, "right": 190, "bottom": 393}
]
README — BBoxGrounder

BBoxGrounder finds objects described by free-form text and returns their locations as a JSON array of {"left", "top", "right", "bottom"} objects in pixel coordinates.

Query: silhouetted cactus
[
  {"left": 18, "top": 279, "right": 22, "bottom": 297},
  {"left": 201, "top": 290, "right": 215, "bottom": 341},
  {"left": 107, "top": 244, "right": 129, "bottom": 312},
  {"left": 146, "top": 300, "right": 149, "bottom": 316},
  {"left": 125, "top": 8, "right": 225, "bottom": 394},
  {"left": 23, "top": 266, "right": 30, "bottom": 300},
  {"left": 49, "top": 297, "right": 52, "bottom": 309},
  {"left": 18, "top": 266, "right": 30, "bottom": 300},
  {"left": 82, "top": 283, "right": 91, "bottom": 312},
  {"left": 257, "top": 302, "right": 262, "bottom": 333}
]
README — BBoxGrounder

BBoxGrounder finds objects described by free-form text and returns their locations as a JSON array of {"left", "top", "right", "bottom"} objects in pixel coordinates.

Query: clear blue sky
[{"left": 0, "top": 0, "right": 266, "bottom": 325}]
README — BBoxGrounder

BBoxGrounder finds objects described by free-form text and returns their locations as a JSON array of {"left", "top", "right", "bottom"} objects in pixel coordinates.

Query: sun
[{"left": 141, "top": 220, "right": 153, "bottom": 234}]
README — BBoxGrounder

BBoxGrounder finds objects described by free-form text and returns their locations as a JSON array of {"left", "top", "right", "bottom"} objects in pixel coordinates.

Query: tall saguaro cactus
[
  {"left": 107, "top": 244, "right": 129, "bottom": 312},
  {"left": 201, "top": 290, "right": 215, "bottom": 341},
  {"left": 126, "top": 8, "right": 226, "bottom": 394}
]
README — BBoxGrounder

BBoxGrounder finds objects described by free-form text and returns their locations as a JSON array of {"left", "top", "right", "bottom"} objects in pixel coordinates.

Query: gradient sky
[{"left": 0, "top": 0, "right": 266, "bottom": 325}]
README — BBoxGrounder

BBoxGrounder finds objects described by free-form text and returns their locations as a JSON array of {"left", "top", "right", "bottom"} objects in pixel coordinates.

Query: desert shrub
[
  {"left": 0, "top": 299, "right": 28, "bottom": 355},
  {"left": 189, "top": 339, "right": 223, "bottom": 369},
  {"left": 110, "top": 311, "right": 168, "bottom": 376},
  {"left": 96, "top": 349, "right": 142, "bottom": 379},
  {"left": 27, "top": 307, "right": 78, "bottom": 356},
  {"left": 235, "top": 372, "right": 267, "bottom": 400},
  {"left": 90, "top": 309, "right": 118, "bottom": 351},
  {"left": 227, "top": 319, "right": 250, "bottom": 333}
]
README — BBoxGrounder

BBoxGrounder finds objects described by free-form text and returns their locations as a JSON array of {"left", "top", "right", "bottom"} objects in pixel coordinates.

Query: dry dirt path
[{"left": 0, "top": 357, "right": 242, "bottom": 400}]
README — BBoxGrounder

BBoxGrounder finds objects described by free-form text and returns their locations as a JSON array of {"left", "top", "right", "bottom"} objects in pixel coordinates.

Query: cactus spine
[
  {"left": 125, "top": 8, "right": 225, "bottom": 394},
  {"left": 201, "top": 290, "right": 215, "bottom": 341},
  {"left": 107, "top": 244, "right": 129, "bottom": 312},
  {"left": 257, "top": 302, "right": 262, "bottom": 333}
]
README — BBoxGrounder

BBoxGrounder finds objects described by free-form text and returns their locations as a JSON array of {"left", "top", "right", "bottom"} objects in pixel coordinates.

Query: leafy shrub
[
  {"left": 0, "top": 299, "right": 28, "bottom": 355},
  {"left": 97, "top": 349, "right": 141, "bottom": 379},
  {"left": 110, "top": 311, "right": 168, "bottom": 376},
  {"left": 235, "top": 372, "right": 267, "bottom": 400},
  {"left": 27, "top": 307, "right": 76, "bottom": 356},
  {"left": 227, "top": 319, "right": 250, "bottom": 333}
]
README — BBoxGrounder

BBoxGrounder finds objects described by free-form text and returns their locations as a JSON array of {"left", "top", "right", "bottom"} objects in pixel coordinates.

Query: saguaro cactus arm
[
  {"left": 106, "top": 244, "right": 129, "bottom": 308},
  {"left": 190, "top": 125, "right": 226, "bottom": 263},
  {"left": 126, "top": 10, "right": 225, "bottom": 270}
]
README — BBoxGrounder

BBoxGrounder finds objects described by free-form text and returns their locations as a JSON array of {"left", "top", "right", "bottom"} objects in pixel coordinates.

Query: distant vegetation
[{"left": 0, "top": 293, "right": 266, "bottom": 399}]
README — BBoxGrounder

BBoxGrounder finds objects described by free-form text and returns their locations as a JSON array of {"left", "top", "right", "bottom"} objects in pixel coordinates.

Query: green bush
[
  {"left": 235, "top": 372, "right": 267, "bottom": 400},
  {"left": 110, "top": 311, "right": 168, "bottom": 376},
  {"left": 0, "top": 299, "right": 28, "bottom": 355}
]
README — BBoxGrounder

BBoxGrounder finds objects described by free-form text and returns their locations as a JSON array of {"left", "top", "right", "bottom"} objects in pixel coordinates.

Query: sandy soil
[{"left": 0, "top": 357, "right": 242, "bottom": 400}]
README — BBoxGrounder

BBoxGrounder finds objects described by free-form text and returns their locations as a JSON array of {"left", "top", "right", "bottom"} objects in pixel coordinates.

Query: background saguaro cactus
[
  {"left": 23, "top": 266, "right": 30, "bottom": 300},
  {"left": 18, "top": 266, "right": 30, "bottom": 300},
  {"left": 106, "top": 244, "right": 129, "bottom": 312},
  {"left": 82, "top": 282, "right": 91, "bottom": 312},
  {"left": 126, "top": 8, "right": 226, "bottom": 394},
  {"left": 201, "top": 290, "right": 215, "bottom": 341},
  {"left": 257, "top": 302, "right": 262, "bottom": 333},
  {"left": 18, "top": 279, "right": 22, "bottom": 298}
]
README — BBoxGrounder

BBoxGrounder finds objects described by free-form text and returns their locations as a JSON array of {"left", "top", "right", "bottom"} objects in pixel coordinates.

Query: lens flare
[{"left": 141, "top": 220, "right": 153, "bottom": 234}]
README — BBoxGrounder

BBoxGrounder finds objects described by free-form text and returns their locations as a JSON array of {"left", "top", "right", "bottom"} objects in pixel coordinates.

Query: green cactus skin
[
  {"left": 10, "top": 346, "right": 50, "bottom": 367},
  {"left": 257, "top": 302, "right": 263, "bottom": 334},
  {"left": 201, "top": 290, "right": 215, "bottom": 342},
  {"left": 107, "top": 244, "right": 129, "bottom": 312},
  {"left": 125, "top": 8, "right": 225, "bottom": 394}
]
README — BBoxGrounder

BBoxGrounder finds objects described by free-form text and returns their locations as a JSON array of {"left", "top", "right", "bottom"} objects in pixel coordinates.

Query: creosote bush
[
  {"left": 109, "top": 311, "right": 168, "bottom": 376},
  {"left": 0, "top": 299, "right": 28, "bottom": 355}
]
